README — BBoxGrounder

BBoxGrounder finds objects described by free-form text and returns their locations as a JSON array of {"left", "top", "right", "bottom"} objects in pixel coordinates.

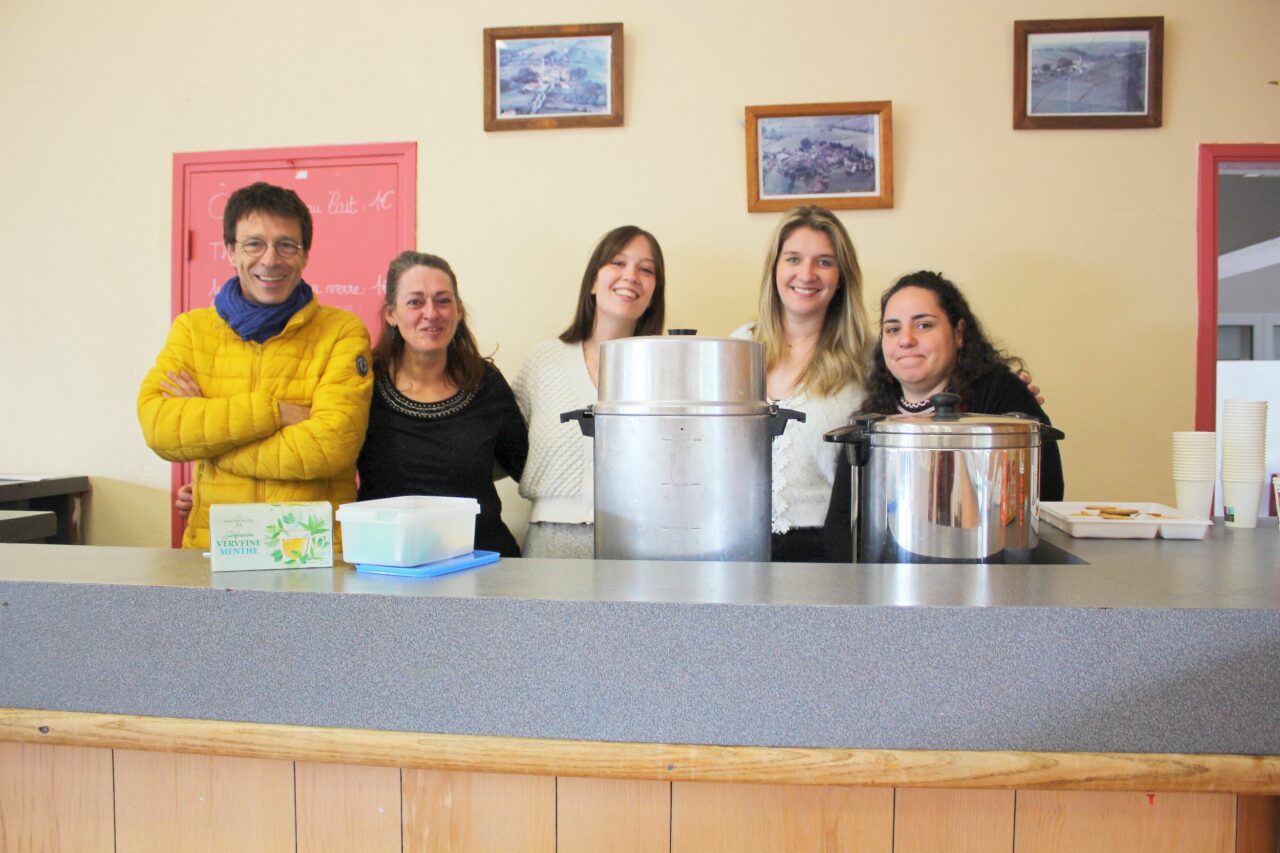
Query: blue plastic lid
[{"left": 354, "top": 550, "right": 500, "bottom": 578}]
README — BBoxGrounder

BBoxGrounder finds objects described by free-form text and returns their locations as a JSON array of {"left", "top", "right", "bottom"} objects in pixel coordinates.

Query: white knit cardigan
[{"left": 511, "top": 339, "right": 597, "bottom": 524}]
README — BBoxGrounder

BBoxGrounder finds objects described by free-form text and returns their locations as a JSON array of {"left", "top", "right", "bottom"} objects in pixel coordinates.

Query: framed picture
[
  {"left": 1014, "top": 17, "right": 1164, "bottom": 129},
  {"left": 483, "top": 23, "right": 623, "bottom": 132},
  {"left": 744, "top": 101, "right": 893, "bottom": 213}
]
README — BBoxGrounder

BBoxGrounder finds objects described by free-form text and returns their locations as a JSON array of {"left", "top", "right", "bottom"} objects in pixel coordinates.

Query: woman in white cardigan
[{"left": 512, "top": 226, "right": 667, "bottom": 558}]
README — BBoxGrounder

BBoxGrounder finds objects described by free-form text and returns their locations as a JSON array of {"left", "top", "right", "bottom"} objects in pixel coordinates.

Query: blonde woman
[{"left": 732, "top": 206, "right": 870, "bottom": 561}]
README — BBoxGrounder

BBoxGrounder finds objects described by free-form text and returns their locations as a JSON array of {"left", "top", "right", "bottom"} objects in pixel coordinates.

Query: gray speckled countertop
[{"left": 1, "top": 522, "right": 1278, "bottom": 756}]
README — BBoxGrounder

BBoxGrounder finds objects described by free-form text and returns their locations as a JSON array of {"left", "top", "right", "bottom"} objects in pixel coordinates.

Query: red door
[{"left": 169, "top": 143, "right": 417, "bottom": 546}]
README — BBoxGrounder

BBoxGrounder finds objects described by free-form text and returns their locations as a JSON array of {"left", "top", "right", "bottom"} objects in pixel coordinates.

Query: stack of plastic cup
[
  {"left": 1220, "top": 400, "right": 1269, "bottom": 528},
  {"left": 1172, "top": 431, "right": 1216, "bottom": 518}
]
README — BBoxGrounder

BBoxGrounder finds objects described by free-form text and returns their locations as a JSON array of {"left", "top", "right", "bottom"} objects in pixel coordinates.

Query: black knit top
[{"left": 357, "top": 364, "right": 529, "bottom": 557}]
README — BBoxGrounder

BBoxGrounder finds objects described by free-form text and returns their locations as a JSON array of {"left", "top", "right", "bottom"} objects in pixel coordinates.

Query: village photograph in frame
[
  {"left": 745, "top": 101, "right": 893, "bottom": 212},
  {"left": 483, "top": 23, "right": 623, "bottom": 131},
  {"left": 1014, "top": 17, "right": 1163, "bottom": 129}
]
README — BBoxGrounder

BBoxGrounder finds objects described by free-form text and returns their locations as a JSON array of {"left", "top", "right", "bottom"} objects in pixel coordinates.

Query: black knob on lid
[
  {"left": 930, "top": 392, "right": 962, "bottom": 418},
  {"left": 667, "top": 328, "right": 697, "bottom": 335}
]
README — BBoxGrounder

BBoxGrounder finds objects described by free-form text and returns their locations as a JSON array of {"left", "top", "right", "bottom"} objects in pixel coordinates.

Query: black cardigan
[{"left": 823, "top": 368, "right": 1065, "bottom": 562}]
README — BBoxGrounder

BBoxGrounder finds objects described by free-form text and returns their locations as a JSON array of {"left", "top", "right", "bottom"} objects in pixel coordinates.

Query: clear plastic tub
[{"left": 336, "top": 496, "right": 480, "bottom": 567}]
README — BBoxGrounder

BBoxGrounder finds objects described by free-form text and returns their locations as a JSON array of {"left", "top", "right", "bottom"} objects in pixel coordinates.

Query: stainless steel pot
[
  {"left": 563, "top": 333, "right": 803, "bottom": 561},
  {"left": 824, "top": 393, "right": 1065, "bottom": 563}
]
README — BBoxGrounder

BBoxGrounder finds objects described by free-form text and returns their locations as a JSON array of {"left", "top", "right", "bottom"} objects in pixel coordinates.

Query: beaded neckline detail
[
  {"left": 376, "top": 370, "right": 475, "bottom": 419},
  {"left": 897, "top": 396, "right": 935, "bottom": 414}
]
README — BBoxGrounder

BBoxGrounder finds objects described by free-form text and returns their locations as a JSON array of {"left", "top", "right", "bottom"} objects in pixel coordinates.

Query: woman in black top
[
  {"left": 357, "top": 251, "right": 528, "bottom": 557},
  {"left": 824, "top": 271, "right": 1063, "bottom": 561}
]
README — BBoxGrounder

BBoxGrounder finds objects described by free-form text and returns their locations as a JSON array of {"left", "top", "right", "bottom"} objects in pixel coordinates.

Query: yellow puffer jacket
[{"left": 138, "top": 300, "right": 373, "bottom": 549}]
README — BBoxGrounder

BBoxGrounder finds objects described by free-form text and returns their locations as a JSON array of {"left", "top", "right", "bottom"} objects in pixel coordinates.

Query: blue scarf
[{"left": 214, "top": 277, "right": 314, "bottom": 344}]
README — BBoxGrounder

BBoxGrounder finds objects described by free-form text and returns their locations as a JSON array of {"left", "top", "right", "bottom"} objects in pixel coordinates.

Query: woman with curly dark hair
[{"left": 823, "top": 271, "right": 1064, "bottom": 560}]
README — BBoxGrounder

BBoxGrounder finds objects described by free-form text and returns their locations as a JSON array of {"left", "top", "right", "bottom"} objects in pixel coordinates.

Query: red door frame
[
  {"left": 169, "top": 142, "right": 417, "bottom": 547},
  {"left": 1195, "top": 143, "right": 1280, "bottom": 431}
]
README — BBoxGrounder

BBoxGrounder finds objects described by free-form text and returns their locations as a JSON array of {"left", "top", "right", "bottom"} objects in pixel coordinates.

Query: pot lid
[
  {"left": 861, "top": 392, "right": 1048, "bottom": 435},
  {"left": 594, "top": 334, "right": 770, "bottom": 415}
]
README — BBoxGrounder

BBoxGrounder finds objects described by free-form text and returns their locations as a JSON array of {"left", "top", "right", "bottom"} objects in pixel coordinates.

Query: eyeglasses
[{"left": 236, "top": 238, "right": 304, "bottom": 259}]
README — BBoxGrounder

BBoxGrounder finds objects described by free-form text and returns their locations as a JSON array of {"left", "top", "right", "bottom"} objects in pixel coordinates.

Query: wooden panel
[
  {"left": 402, "top": 769, "right": 554, "bottom": 853},
  {"left": 6, "top": 709, "right": 1279, "bottom": 794},
  {"left": 113, "top": 749, "right": 294, "bottom": 852},
  {"left": 895, "top": 788, "right": 1014, "bottom": 853},
  {"left": 1237, "top": 795, "right": 1280, "bottom": 853},
  {"left": 296, "top": 761, "right": 400, "bottom": 853},
  {"left": 671, "top": 781, "right": 893, "bottom": 852},
  {"left": 1014, "top": 790, "right": 1235, "bottom": 853},
  {"left": 558, "top": 776, "right": 670, "bottom": 853},
  {"left": 0, "top": 742, "right": 113, "bottom": 852}
]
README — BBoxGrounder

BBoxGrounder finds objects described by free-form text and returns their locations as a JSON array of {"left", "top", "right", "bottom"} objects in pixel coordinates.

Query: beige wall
[{"left": 3, "top": 0, "right": 1278, "bottom": 546}]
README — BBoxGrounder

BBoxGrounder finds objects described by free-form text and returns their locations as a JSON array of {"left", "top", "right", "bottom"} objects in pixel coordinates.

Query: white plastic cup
[
  {"left": 1173, "top": 479, "right": 1215, "bottom": 519},
  {"left": 1222, "top": 480, "right": 1264, "bottom": 528},
  {"left": 1173, "top": 431, "right": 1216, "bottom": 449},
  {"left": 1172, "top": 459, "right": 1216, "bottom": 475},
  {"left": 1222, "top": 465, "right": 1265, "bottom": 481}
]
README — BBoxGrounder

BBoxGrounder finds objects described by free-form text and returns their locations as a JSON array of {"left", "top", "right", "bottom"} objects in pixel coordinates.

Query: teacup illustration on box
[{"left": 267, "top": 511, "right": 331, "bottom": 566}]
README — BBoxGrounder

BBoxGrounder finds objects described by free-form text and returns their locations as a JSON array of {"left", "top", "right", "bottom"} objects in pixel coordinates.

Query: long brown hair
[
  {"left": 371, "top": 251, "right": 488, "bottom": 392},
  {"left": 559, "top": 226, "right": 666, "bottom": 343},
  {"left": 752, "top": 205, "right": 870, "bottom": 397}
]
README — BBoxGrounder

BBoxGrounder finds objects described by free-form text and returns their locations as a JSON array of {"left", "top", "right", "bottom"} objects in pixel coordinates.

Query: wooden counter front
[
  {"left": 2, "top": 533, "right": 1278, "bottom": 850},
  {"left": 2, "top": 708, "right": 1277, "bottom": 852}
]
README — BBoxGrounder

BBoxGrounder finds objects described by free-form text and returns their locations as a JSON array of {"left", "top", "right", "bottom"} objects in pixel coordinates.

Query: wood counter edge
[{"left": 2, "top": 708, "right": 1276, "bottom": 794}]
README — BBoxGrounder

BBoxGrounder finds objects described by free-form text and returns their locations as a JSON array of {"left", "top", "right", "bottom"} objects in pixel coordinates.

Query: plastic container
[{"left": 336, "top": 496, "right": 480, "bottom": 567}]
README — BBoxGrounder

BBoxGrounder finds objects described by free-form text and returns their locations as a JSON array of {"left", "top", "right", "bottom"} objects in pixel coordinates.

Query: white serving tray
[{"left": 1039, "top": 502, "right": 1212, "bottom": 540}]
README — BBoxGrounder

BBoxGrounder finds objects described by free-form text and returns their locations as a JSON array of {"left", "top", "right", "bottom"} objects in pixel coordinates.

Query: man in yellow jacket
[{"left": 138, "top": 182, "right": 373, "bottom": 549}]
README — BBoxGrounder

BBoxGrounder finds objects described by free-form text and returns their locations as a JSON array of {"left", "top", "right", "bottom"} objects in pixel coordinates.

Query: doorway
[
  {"left": 169, "top": 142, "right": 417, "bottom": 546},
  {"left": 1195, "top": 144, "right": 1280, "bottom": 517}
]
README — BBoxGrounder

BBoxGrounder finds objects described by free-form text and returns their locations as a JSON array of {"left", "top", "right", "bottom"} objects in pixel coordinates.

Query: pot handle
[
  {"left": 1039, "top": 424, "right": 1066, "bottom": 442},
  {"left": 560, "top": 407, "right": 595, "bottom": 438},
  {"left": 769, "top": 406, "right": 806, "bottom": 437},
  {"left": 1001, "top": 411, "right": 1066, "bottom": 442},
  {"left": 824, "top": 423, "right": 872, "bottom": 467}
]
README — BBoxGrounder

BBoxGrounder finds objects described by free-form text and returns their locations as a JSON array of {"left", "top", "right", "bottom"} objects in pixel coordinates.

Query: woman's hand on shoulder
[{"left": 1017, "top": 370, "right": 1044, "bottom": 406}]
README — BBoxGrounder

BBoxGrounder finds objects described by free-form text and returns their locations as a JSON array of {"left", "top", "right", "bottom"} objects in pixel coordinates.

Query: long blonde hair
[{"left": 752, "top": 206, "right": 870, "bottom": 397}]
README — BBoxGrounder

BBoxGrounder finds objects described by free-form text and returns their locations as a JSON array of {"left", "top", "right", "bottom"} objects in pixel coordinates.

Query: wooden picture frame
[
  {"left": 483, "top": 23, "right": 623, "bottom": 132},
  {"left": 745, "top": 101, "right": 893, "bottom": 213},
  {"left": 1014, "top": 17, "right": 1164, "bottom": 130}
]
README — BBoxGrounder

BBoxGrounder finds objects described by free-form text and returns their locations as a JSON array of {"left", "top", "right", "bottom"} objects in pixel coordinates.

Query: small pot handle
[
  {"left": 824, "top": 423, "right": 872, "bottom": 467},
  {"left": 560, "top": 407, "right": 595, "bottom": 437},
  {"left": 823, "top": 424, "right": 863, "bottom": 443},
  {"left": 1001, "top": 411, "right": 1066, "bottom": 442},
  {"left": 769, "top": 406, "right": 806, "bottom": 437}
]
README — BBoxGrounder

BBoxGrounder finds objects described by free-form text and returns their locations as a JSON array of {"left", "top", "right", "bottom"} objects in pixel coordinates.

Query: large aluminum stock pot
[
  {"left": 824, "top": 393, "right": 1065, "bottom": 563},
  {"left": 563, "top": 334, "right": 803, "bottom": 561}
]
